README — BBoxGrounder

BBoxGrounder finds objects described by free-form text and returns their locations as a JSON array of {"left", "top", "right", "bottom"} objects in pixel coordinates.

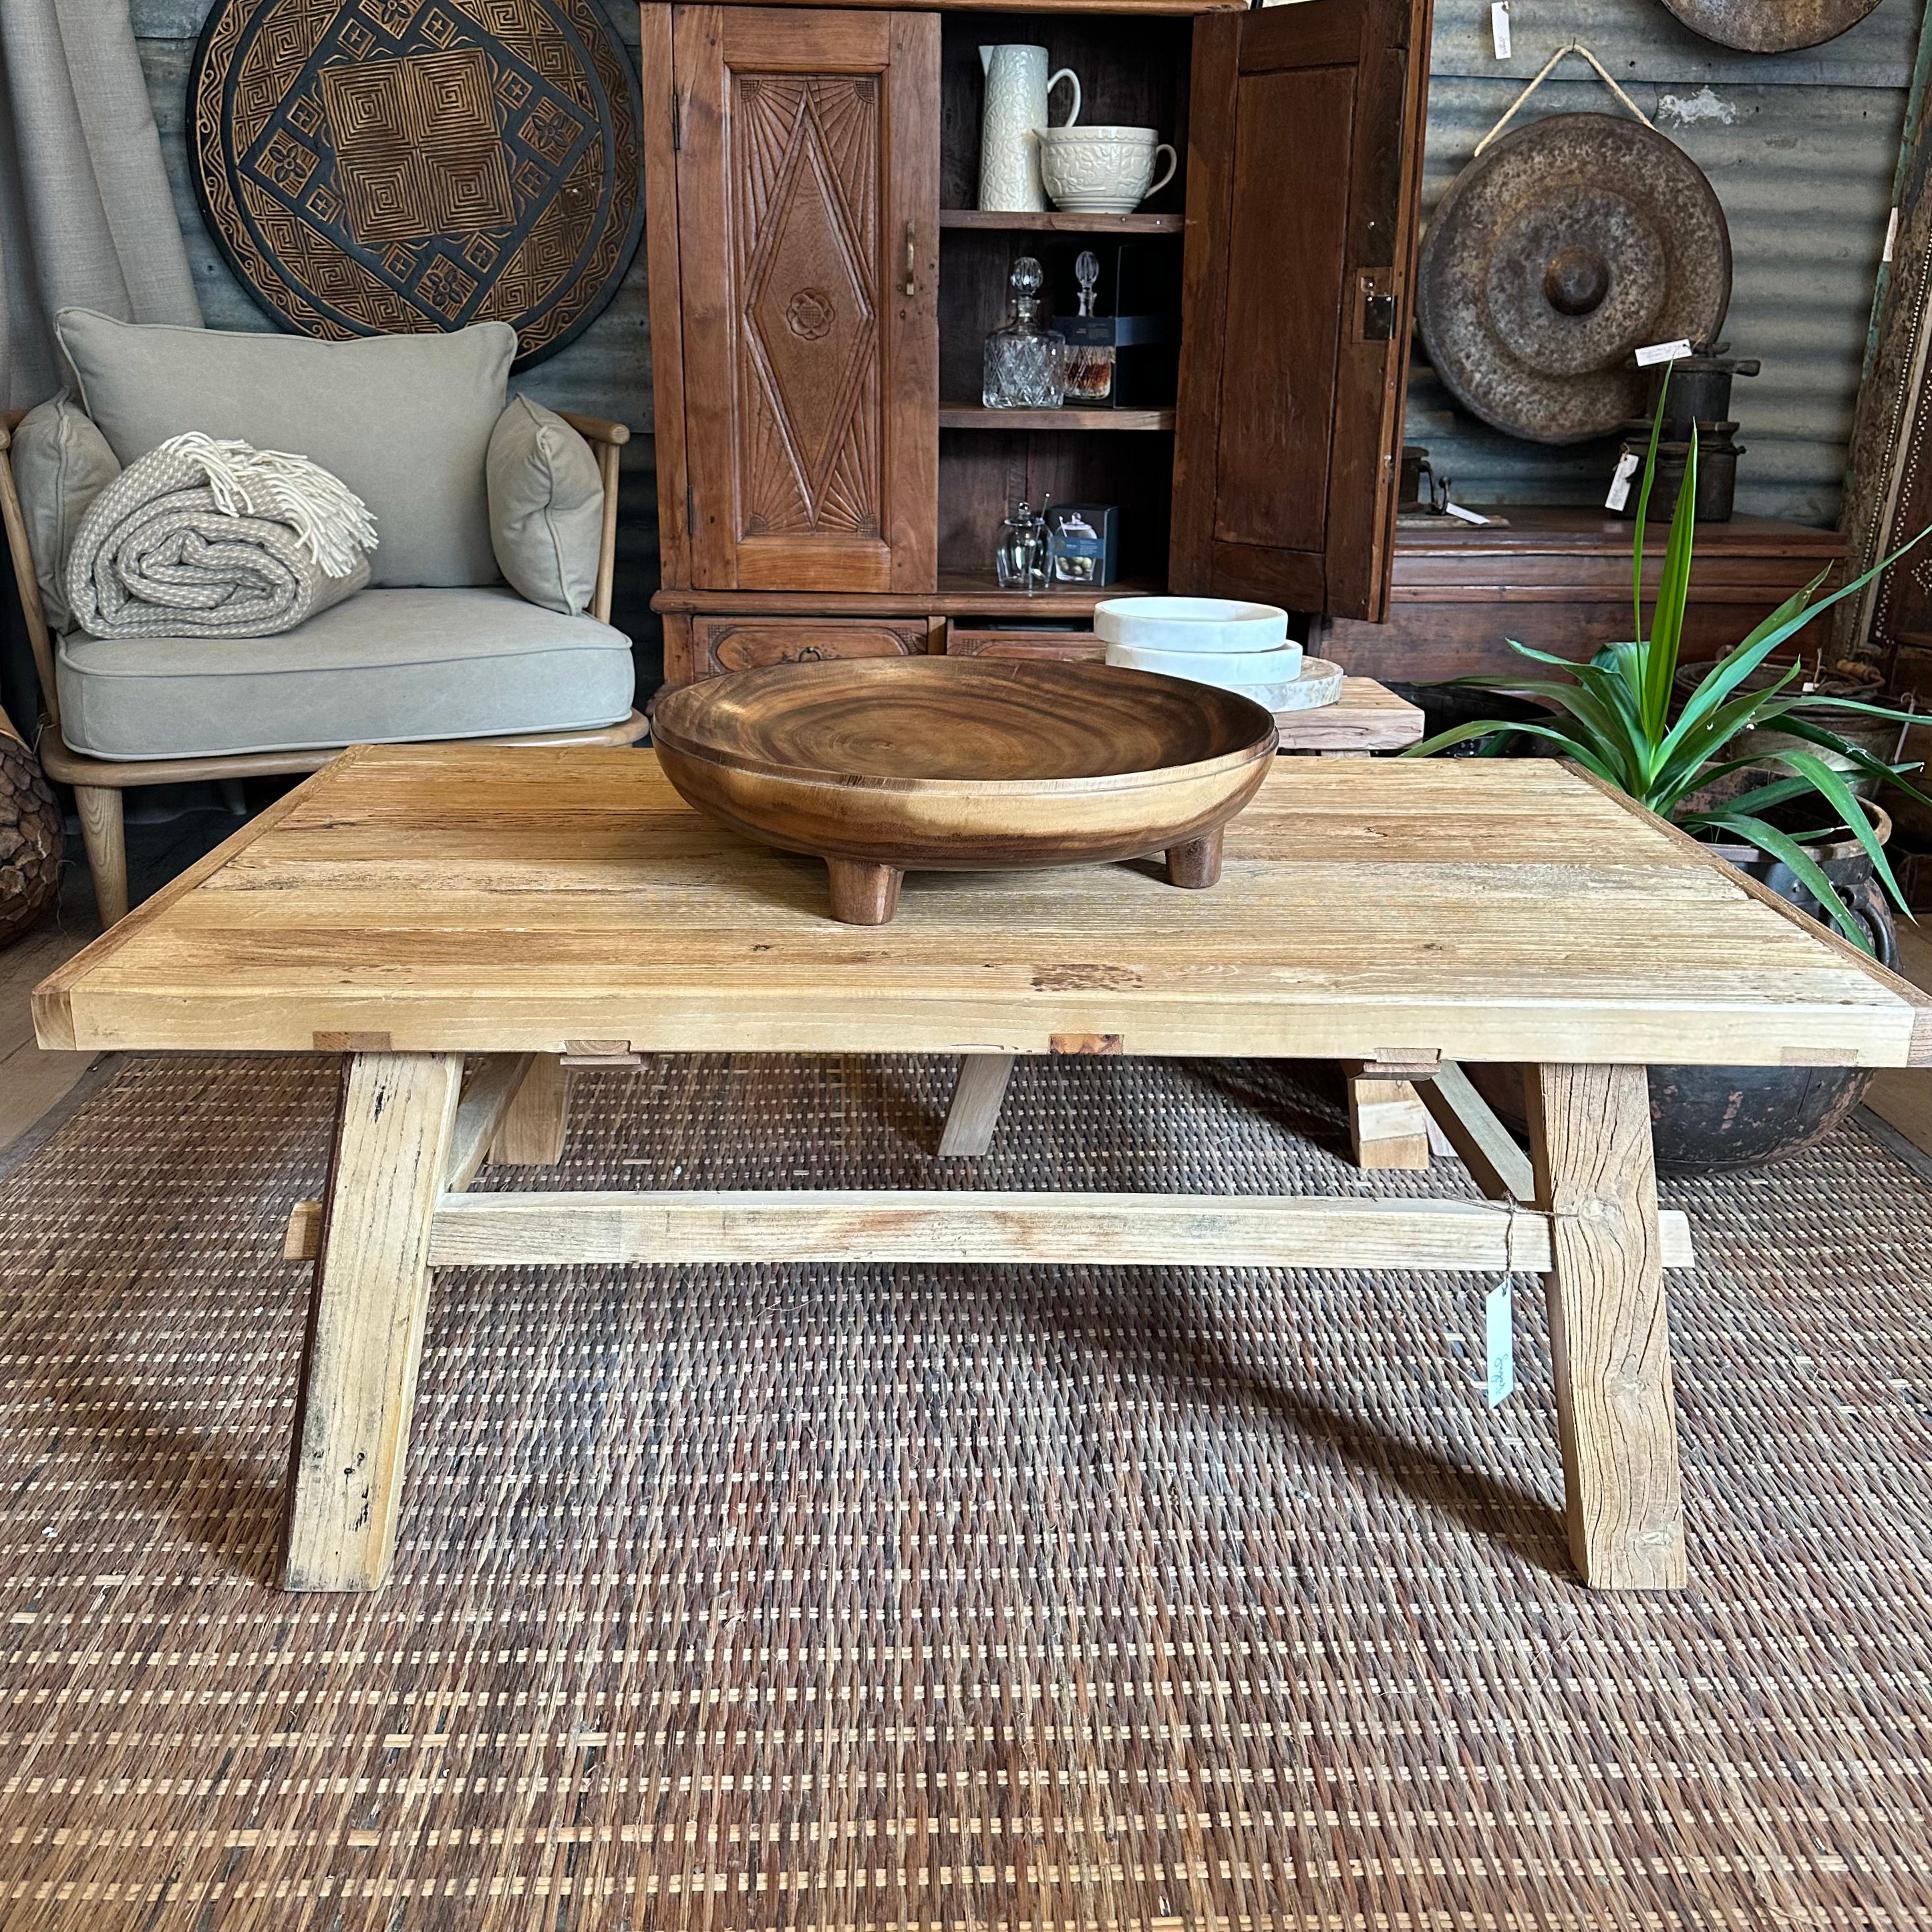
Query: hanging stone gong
[
  {"left": 1416, "top": 114, "right": 1732, "bottom": 446},
  {"left": 1659, "top": 0, "right": 1882, "bottom": 54},
  {"left": 190, "top": 0, "right": 643, "bottom": 370}
]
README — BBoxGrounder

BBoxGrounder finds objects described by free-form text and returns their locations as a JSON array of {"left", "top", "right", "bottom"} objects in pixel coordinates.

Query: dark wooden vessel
[{"left": 651, "top": 657, "right": 1277, "bottom": 922}]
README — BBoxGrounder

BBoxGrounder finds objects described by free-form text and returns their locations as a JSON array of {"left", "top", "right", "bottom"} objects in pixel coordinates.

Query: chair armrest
[{"left": 556, "top": 409, "right": 631, "bottom": 448}]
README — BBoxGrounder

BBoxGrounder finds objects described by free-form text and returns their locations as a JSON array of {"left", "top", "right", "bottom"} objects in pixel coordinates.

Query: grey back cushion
[
  {"left": 488, "top": 395, "right": 605, "bottom": 615},
  {"left": 9, "top": 394, "right": 121, "bottom": 634},
  {"left": 55, "top": 310, "right": 514, "bottom": 589}
]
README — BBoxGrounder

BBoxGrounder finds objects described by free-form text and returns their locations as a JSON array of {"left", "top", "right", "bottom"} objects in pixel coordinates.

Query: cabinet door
[
  {"left": 672, "top": 6, "right": 938, "bottom": 595},
  {"left": 1170, "top": 0, "right": 1433, "bottom": 623}
]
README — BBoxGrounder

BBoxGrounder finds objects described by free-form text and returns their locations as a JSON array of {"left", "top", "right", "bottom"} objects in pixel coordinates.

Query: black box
[{"left": 1045, "top": 502, "right": 1119, "bottom": 587}]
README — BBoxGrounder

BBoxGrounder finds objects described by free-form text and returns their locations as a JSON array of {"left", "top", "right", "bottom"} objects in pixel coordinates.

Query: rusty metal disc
[
  {"left": 1416, "top": 114, "right": 1731, "bottom": 446},
  {"left": 1659, "top": 0, "right": 1881, "bottom": 53}
]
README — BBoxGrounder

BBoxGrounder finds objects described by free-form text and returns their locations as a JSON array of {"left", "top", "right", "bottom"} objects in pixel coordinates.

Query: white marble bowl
[
  {"left": 1094, "top": 595, "right": 1289, "bottom": 655},
  {"left": 1104, "top": 639, "right": 1305, "bottom": 685}
]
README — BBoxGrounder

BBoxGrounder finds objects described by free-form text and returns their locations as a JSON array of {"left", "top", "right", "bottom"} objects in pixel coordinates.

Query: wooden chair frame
[{"left": 0, "top": 406, "right": 647, "bottom": 925}]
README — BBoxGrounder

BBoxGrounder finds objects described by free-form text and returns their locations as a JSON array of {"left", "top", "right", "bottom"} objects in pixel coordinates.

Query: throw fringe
[{"left": 158, "top": 432, "right": 379, "bottom": 579}]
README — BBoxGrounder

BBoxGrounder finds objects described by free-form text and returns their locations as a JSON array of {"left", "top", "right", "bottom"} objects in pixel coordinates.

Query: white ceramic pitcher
[{"left": 978, "top": 45, "right": 1081, "bottom": 212}]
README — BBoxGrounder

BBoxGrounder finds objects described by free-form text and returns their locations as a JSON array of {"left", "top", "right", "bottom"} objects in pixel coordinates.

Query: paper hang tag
[
  {"left": 1635, "top": 339, "right": 1695, "bottom": 368},
  {"left": 1485, "top": 1279, "right": 1516, "bottom": 1410},
  {"left": 1605, "top": 450, "right": 1640, "bottom": 512},
  {"left": 1490, "top": 1, "right": 1512, "bottom": 59},
  {"left": 1442, "top": 501, "right": 1490, "bottom": 526}
]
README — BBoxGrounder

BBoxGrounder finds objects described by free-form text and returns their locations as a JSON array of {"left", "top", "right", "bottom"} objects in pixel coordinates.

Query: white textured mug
[{"left": 1036, "top": 126, "right": 1177, "bottom": 214}]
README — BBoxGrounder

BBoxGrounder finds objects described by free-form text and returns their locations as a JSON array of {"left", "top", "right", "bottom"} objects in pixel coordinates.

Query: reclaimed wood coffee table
[{"left": 35, "top": 743, "right": 1932, "bottom": 1597}]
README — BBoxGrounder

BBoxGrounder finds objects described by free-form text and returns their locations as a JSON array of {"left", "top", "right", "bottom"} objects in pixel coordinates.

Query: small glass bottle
[
  {"left": 995, "top": 498, "right": 1048, "bottom": 592},
  {"left": 983, "top": 257, "right": 1066, "bottom": 409},
  {"left": 1062, "top": 249, "right": 1115, "bottom": 406}
]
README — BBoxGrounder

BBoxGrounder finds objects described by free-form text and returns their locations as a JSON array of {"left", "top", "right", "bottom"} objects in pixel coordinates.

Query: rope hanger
[{"left": 1474, "top": 43, "right": 1658, "bottom": 157}]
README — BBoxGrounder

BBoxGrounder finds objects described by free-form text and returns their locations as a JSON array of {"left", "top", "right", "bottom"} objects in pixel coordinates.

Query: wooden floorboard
[{"left": 0, "top": 800, "right": 253, "bottom": 1154}]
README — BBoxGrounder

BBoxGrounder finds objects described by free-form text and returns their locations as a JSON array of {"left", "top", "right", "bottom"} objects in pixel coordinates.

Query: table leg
[
  {"left": 939, "top": 1053, "right": 1016, "bottom": 1156},
  {"left": 1527, "top": 1062, "right": 1687, "bottom": 1591},
  {"left": 283, "top": 1052, "right": 464, "bottom": 1591},
  {"left": 488, "top": 1052, "right": 571, "bottom": 1166},
  {"left": 1346, "top": 1068, "right": 1433, "bottom": 1170}
]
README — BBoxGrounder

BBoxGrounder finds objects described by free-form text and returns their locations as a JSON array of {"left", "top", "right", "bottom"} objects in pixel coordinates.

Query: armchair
[{"left": 0, "top": 390, "right": 645, "bottom": 927}]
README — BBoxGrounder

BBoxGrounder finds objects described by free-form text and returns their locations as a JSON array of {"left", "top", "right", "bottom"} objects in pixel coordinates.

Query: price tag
[
  {"left": 1490, "top": 1, "right": 1512, "bottom": 59},
  {"left": 1485, "top": 1279, "right": 1516, "bottom": 1410},
  {"left": 1443, "top": 502, "right": 1490, "bottom": 526},
  {"left": 1635, "top": 339, "right": 1695, "bottom": 368},
  {"left": 1605, "top": 450, "right": 1640, "bottom": 512},
  {"left": 1885, "top": 206, "right": 1900, "bottom": 265}
]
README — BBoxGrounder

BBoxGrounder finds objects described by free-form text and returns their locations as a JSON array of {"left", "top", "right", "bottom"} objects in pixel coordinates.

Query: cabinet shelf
[
  {"left": 939, "top": 210, "right": 1184, "bottom": 234},
  {"left": 939, "top": 403, "right": 1175, "bottom": 430},
  {"left": 934, "top": 571, "right": 1161, "bottom": 613}
]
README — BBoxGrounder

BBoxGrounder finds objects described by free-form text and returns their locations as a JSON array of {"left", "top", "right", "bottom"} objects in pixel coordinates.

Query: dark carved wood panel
[
  {"left": 944, "top": 625, "right": 1104, "bottom": 661},
  {"left": 190, "top": 0, "right": 643, "bottom": 369},
  {"left": 673, "top": 7, "right": 937, "bottom": 595},
  {"left": 693, "top": 614, "right": 928, "bottom": 673},
  {"left": 733, "top": 75, "right": 882, "bottom": 542}
]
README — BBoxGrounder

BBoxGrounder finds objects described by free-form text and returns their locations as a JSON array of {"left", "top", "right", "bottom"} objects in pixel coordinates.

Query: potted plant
[{"left": 1408, "top": 377, "right": 1932, "bottom": 1172}]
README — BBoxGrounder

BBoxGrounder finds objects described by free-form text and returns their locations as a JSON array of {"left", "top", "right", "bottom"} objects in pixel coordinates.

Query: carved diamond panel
[{"left": 732, "top": 75, "right": 880, "bottom": 540}]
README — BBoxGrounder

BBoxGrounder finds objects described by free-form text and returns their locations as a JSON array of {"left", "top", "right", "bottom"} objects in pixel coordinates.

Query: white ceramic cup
[{"left": 1036, "top": 126, "right": 1178, "bottom": 214}]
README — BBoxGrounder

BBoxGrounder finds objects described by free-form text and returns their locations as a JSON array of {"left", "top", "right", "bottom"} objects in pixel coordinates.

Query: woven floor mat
[{"left": 1, "top": 1052, "right": 1930, "bottom": 1930}]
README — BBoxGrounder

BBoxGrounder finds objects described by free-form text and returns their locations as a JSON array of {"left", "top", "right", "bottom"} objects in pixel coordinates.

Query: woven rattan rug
[{"left": 2, "top": 1053, "right": 1930, "bottom": 1930}]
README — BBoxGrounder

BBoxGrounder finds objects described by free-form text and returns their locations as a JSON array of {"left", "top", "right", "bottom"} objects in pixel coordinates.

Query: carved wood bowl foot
[
  {"left": 651, "top": 659, "right": 1278, "bottom": 924},
  {"left": 1165, "top": 825, "right": 1225, "bottom": 889},
  {"left": 826, "top": 858, "right": 904, "bottom": 925}
]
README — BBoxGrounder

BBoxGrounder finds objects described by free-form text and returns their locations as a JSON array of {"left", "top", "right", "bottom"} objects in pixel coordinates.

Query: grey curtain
[{"left": 0, "top": 0, "right": 201, "bottom": 410}]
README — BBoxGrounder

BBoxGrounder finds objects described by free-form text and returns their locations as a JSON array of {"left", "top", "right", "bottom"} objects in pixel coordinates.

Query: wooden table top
[{"left": 35, "top": 743, "right": 1932, "bottom": 1068}]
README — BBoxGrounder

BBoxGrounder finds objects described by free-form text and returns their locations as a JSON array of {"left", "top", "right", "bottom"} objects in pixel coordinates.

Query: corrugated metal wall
[{"left": 1414, "top": 0, "right": 1925, "bottom": 524}]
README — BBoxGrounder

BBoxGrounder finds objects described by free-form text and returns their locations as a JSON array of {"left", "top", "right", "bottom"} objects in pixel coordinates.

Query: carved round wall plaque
[
  {"left": 1416, "top": 114, "right": 1732, "bottom": 445},
  {"left": 1659, "top": 0, "right": 1882, "bottom": 54},
  {"left": 190, "top": 0, "right": 644, "bottom": 370}
]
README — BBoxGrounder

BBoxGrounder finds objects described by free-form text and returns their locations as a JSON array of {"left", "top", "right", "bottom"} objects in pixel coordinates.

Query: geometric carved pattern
[
  {"left": 732, "top": 75, "right": 881, "bottom": 538},
  {"left": 190, "top": 0, "right": 643, "bottom": 367}
]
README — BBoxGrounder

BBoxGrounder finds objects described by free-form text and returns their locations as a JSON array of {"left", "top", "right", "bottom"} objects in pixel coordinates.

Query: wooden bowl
[{"left": 651, "top": 658, "right": 1279, "bottom": 923}]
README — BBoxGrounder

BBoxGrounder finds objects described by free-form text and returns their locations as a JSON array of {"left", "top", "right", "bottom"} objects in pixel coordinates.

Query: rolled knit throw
[{"left": 65, "top": 432, "right": 379, "bottom": 639}]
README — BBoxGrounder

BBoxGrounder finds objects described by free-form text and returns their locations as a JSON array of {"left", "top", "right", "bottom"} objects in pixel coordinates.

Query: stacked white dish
[{"left": 1094, "top": 597, "right": 1343, "bottom": 713}]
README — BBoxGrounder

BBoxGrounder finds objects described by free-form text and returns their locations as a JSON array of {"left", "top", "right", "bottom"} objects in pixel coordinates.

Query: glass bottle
[
  {"left": 1062, "top": 249, "right": 1115, "bottom": 406},
  {"left": 983, "top": 257, "right": 1067, "bottom": 409},
  {"left": 995, "top": 498, "right": 1049, "bottom": 591}
]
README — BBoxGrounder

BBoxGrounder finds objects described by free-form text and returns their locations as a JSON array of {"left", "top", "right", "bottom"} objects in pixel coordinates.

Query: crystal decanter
[
  {"left": 982, "top": 257, "right": 1066, "bottom": 409},
  {"left": 1061, "top": 249, "right": 1115, "bottom": 404}
]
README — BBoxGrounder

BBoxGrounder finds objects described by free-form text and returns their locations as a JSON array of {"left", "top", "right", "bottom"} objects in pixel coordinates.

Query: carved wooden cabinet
[{"left": 640, "top": 0, "right": 1434, "bottom": 685}]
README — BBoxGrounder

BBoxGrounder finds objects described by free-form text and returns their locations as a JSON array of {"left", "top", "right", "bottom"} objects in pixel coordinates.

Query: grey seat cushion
[
  {"left": 56, "top": 588, "right": 635, "bottom": 760},
  {"left": 55, "top": 310, "right": 514, "bottom": 589}
]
